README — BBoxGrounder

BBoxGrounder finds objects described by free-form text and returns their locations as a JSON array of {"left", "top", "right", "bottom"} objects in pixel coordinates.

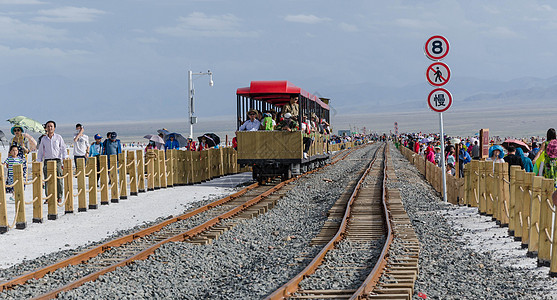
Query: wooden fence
[
  {"left": 399, "top": 146, "right": 464, "bottom": 204},
  {"left": 400, "top": 146, "right": 557, "bottom": 277},
  {"left": 0, "top": 147, "right": 243, "bottom": 233},
  {"left": 0, "top": 141, "right": 351, "bottom": 235}
]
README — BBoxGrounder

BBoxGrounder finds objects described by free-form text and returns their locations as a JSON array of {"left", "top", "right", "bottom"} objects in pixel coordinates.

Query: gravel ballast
[
  {"left": 388, "top": 144, "right": 557, "bottom": 300},
  {"left": 1, "top": 144, "right": 380, "bottom": 299}
]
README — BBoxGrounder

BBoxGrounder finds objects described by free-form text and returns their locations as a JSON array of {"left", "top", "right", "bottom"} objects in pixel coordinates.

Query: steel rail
[
  {"left": 350, "top": 143, "right": 392, "bottom": 299},
  {"left": 0, "top": 182, "right": 261, "bottom": 292},
  {"left": 266, "top": 143, "right": 385, "bottom": 299},
  {"left": 27, "top": 145, "right": 364, "bottom": 299}
]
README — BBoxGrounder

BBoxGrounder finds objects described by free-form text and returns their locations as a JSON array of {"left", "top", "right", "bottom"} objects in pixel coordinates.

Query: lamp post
[{"left": 188, "top": 70, "right": 214, "bottom": 139}]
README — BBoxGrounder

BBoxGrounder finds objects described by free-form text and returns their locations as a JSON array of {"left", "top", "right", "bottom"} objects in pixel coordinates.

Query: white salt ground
[
  {"left": 0, "top": 172, "right": 252, "bottom": 269},
  {"left": 446, "top": 206, "right": 557, "bottom": 294}
]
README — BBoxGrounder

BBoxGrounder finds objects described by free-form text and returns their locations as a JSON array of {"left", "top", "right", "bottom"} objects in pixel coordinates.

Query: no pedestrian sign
[
  {"left": 427, "top": 88, "right": 452, "bottom": 112},
  {"left": 426, "top": 62, "right": 450, "bottom": 87},
  {"left": 424, "top": 35, "right": 449, "bottom": 61}
]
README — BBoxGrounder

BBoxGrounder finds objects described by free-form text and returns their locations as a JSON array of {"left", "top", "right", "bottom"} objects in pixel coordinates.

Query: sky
[{"left": 1, "top": 0, "right": 557, "bottom": 128}]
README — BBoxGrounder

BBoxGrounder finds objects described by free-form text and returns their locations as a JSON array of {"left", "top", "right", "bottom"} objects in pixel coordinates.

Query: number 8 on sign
[{"left": 425, "top": 35, "right": 449, "bottom": 61}]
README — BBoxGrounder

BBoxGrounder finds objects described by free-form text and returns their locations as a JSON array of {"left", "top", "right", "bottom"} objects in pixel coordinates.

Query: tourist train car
[{"left": 236, "top": 81, "right": 331, "bottom": 182}]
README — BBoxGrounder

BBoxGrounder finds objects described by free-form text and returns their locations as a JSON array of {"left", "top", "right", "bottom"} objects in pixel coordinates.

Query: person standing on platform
[
  {"left": 37, "top": 120, "right": 67, "bottom": 203},
  {"left": 73, "top": 123, "right": 89, "bottom": 165}
]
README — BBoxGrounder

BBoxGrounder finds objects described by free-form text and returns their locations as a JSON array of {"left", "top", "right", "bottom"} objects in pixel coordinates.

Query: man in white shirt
[
  {"left": 37, "top": 120, "right": 68, "bottom": 205},
  {"left": 73, "top": 123, "right": 89, "bottom": 165},
  {"left": 239, "top": 109, "right": 261, "bottom": 131}
]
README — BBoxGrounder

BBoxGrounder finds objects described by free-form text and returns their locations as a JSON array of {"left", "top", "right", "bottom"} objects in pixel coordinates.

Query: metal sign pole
[{"left": 439, "top": 112, "right": 447, "bottom": 202}]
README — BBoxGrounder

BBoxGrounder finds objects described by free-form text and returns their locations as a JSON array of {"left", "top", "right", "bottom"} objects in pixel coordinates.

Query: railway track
[
  {"left": 266, "top": 143, "right": 419, "bottom": 300},
  {"left": 0, "top": 146, "right": 359, "bottom": 299}
]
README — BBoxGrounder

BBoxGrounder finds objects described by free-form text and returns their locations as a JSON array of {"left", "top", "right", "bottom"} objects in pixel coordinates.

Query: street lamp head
[{"left": 209, "top": 73, "right": 214, "bottom": 87}]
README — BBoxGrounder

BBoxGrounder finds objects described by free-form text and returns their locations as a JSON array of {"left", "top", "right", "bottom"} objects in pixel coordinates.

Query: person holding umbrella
[{"left": 165, "top": 134, "right": 180, "bottom": 150}]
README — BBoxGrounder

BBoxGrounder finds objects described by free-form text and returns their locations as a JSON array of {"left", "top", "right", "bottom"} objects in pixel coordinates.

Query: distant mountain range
[
  {"left": 1, "top": 74, "right": 557, "bottom": 125},
  {"left": 321, "top": 75, "right": 557, "bottom": 114}
]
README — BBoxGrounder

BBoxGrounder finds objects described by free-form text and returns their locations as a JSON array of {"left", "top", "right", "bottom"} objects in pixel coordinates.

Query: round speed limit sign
[{"left": 424, "top": 35, "right": 449, "bottom": 61}]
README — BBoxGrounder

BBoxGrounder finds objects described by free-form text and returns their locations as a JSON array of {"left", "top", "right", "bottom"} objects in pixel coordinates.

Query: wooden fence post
[
  {"left": 128, "top": 151, "right": 138, "bottom": 196},
  {"left": 136, "top": 149, "right": 146, "bottom": 193},
  {"left": 469, "top": 160, "right": 479, "bottom": 207},
  {"left": 118, "top": 152, "right": 128, "bottom": 200},
  {"left": 513, "top": 169, "right": 525, "bottom": 241},
  {"left": 13, "top": 164, "right": 26, "bottom": 229},
  {"left": 521, "top": 172, "right": 534, "bottom": 249},
  {"left": 485, "top": 163, "right": 494, "bottom": 216},
  {"left": 63, "top": 159, "right": 74, "bottom": 214},
  {"left": 537, "top": 178, "right": 554, "bottom": 267},
  {"left": 499, "top": 163, "right": 510, "bottom": 226},
  {"left": 0, "top": 165, "right": 7, "bottom": 233},
  {"left": 170, "top": 149, "right": 177, "bottom": 187},
  {"left": 159, "top": 149, "right": 167, "bottom": 188},
  {"left": 76, "top": 158, "right": 87, "bottom": 212},
  {"left": 86, "top": 157, "right": 98, "bottom": 209},
  {"left": 146, "top": 149, "right": 155, "bottom": 191},
  {"left": 99, "top": 155, "right": 110, "bottom": 205},
  {"left": 493, "top": 163, "right": 502, "bottom": 224},
  {"left": 153, "top": 150, "right": 160, "bottom": 189},
  {"left": 46, "top": 160, "right": 58, "bottom": 220},
  {"left": 192, "top": 151, "right": 200, "bottom": 183},
  {"left": 478, "top": 161, "right": 488, "bottom": 214},
  {"left": 32, "top": 161, "right": 43, "bottom": 223},
  {"left": 550, "top": 200, "right": 557, "bottom": 276},
  {"left": 527, "top": 176, "right": 543, "bottom": 258},
  {"left": 508, "top": 165, "right": 521, "bottom": 236},
  {"left": 109, "top": 154, "right": 119, "bottom": 203}
]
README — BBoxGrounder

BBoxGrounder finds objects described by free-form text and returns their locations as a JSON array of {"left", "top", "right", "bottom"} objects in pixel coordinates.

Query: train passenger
[
  {"left": 239, "top": 109, "right": 261, "bottom": 131},
  {"left": 282, "top": 95, "right": 299, "bottom": 117},
  {"left": 276, "top": 113, "right": 297, "bottom": 131},
  {"left": 261, "top": 112, "right": 275, "bottom": 131}
]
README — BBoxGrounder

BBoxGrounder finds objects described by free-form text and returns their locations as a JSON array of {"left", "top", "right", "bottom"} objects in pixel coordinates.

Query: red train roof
[{"left": 236, "top": 81, "right": 329, "bottom": 110}]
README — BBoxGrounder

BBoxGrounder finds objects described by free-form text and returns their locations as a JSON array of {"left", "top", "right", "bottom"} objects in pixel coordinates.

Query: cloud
[
  {"left": 284, "top": 14, "right": 331, "bottom": 24},
  {"left": 0, "top": 0, "right": 44, "bottom": 4},
  {"left": 394, "top": 18, "right": 439, "bottom": 29},
  {"left": 33, "top": 6, "right": 106, "bottom": 23},
  {"left": 135, "top": 37, "right": 159, "bottom": 44},
  {"left": 482, "top": 26, "right": 519, "bottom": 38},
  {"left": 156, "top": 12, "right": 258, "bottom": 38},
  {"left": 0, "top": 44, "right": 90, "bottom": 56},
  {"left": 0, "top": 16, "right": 66, "bottom": 41},
  {"left": 339, "top": 22, "right": 358, "bottom": 32}
]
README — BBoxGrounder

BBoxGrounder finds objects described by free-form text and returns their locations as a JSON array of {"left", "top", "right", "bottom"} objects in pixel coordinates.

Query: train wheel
[
  {"left": 281, "top": 169, "right": 292, "bottom": 181},
  {"left": 257, "top": 176, "right": 266, "bottom": 185}
]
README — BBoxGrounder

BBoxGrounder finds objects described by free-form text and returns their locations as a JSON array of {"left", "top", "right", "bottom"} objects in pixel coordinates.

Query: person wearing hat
[
  {"left": 165, "top": 134, "right": 180, "bottom": 150},
  {"left": 102, "top": 132, "right": 122, "bottom": 169},
  {"left": 9, "top": 125, "right": 29, "bottom": 178},
  {"left": 276, "top": 113, "right": 298, "bottom": 131},
  {"left": 73, "top": 123, "right": 89, "bottom": 165},
  {"left": 89, "top": 134, "right": 104, "bottom": 158},
  {"left": 239, "top": 109, "right": 261, "bottom": 131}
]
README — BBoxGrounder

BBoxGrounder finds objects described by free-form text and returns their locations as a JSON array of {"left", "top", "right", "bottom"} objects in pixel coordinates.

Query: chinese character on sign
[{"left": 434, "top": 94, "right": 446, "bottom": 106}]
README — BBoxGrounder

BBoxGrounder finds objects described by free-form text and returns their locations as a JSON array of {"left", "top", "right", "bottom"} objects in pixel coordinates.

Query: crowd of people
[
  {"left": 398, "top": 128, "right": 557, "bottom": 205},
  {"left": 2, "top": 122, "right": 218, "bottom": 204}
]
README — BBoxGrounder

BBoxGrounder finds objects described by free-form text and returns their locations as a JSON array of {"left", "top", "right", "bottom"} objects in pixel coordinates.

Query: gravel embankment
[
  {"left": 1, "top": 144, "right": 380, "bottom": 299},
  {"left": 388, "top": 145, "right": 556, "bottom": 300}
]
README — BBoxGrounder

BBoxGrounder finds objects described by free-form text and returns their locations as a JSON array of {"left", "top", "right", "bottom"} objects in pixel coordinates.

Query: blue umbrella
[{"left": 489, "top": 145, "right": 505, "bottom": 159}]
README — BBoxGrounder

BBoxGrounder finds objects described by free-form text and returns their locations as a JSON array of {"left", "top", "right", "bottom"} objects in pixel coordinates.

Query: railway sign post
[
  {"left": 424, "top": 35, "right": 449, "bottom": 61},
  {"left": 424, "top": 35, "right": 451, "bottom": 202},
  {"left": 426, "top": 62, "right": 451, "bottom": 87}
]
